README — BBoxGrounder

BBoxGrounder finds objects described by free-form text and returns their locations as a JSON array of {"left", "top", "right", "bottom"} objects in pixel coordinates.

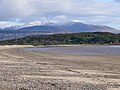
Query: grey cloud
[
  {"left": 0, "top": 0, "right": 35, "bottom": 20},
  {"left": 114, "top": 0, "right": 120, "bottom": 2},
  {"left": 0, "top": 0, "right": 120, "bottom": 29}
]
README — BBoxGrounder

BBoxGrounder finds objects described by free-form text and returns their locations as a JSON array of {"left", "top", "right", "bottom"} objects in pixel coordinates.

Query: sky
[{"left": 0, "top": 0, "right": 120, "bottom": 29}]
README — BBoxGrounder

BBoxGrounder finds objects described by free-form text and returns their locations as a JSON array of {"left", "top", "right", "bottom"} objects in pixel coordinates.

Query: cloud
[
  {"left": 0, "top": 0, "right": 120, "bottom": 29},
  {"left": 0, "top": 21, "right": 23, "bottom": 29},
  {"left": 0, "top": 0, "right": 119, "bottom": 19},
  {"left": 0, "top": 0, "right": 35, "bottom": 20},
  {"left": 0, "top": 0, "right": 71, "bottom": 20},
  {"left": 114, "top": 0, "right": 120, "bottom": 2},
  {"left": 53, "top": 15, "right": 68, "bottom": 22}
]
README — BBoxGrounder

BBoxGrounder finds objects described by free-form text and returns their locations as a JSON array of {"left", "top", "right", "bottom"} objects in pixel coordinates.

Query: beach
[{"left": 0, "top": 45, "right": 120, "bottom": 90}]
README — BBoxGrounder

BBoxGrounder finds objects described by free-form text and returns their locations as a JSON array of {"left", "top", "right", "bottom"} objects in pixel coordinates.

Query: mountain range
[
  {"left": 2, "top": 21, "right": 120, "bottom": 34},
  {"left": 0, "top": 21, "right": 119, "bottom": 40},
  {"left": 60, "top": 22, "right": 119, "bottom": 33}
]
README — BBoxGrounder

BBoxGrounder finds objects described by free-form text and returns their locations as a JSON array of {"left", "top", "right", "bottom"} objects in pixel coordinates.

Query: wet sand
[{"left": 0, "top": 45, "right": 120, "bottom": 90}]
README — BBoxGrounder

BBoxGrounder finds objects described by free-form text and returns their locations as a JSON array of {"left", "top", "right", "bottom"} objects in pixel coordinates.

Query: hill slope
[
  {"left": 60, "top": 22, "right": 119, "bottom": 33},
  {"left": 18, "top": 25, "right": 67, "bottom": 33},
  {"left": 2, "top": 22, "right": 120, "bottom": 34}
]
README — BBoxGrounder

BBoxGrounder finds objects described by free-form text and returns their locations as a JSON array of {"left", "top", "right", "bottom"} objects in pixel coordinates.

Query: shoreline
[{"left": 34, "top": 44, "right": 120, "bottom": 50}]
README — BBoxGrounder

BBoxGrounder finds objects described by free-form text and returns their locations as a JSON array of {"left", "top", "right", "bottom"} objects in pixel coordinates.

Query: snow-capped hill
[
  {"left": 18, "top": 21, "right": 58, "bottom": 29},
  {"left": 60, "top": 22, "right": 120, "bottom": 33},
  {"left": 3, "top": 21, "right": 59, "bottom": 30},
  {"left": 26, "top": 21, "right": 58, "bottom": 26},
  {"left": 2, "top": 21, "right": 120, "bottom": 33}
]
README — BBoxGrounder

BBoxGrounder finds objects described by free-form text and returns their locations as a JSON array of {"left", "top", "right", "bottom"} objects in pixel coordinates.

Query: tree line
[{"left": 0, "top": 32, "right": 120, "bottom": 45}]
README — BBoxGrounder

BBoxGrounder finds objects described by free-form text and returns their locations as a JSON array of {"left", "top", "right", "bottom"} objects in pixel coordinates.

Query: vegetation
[{"left": 0, "top": 32, "right": 120, "bottom": 45}]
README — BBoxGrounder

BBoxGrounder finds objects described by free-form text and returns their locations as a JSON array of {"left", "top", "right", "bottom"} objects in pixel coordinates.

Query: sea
[{"left": 26, "top": 45, "right": 120, "bottom": 56}]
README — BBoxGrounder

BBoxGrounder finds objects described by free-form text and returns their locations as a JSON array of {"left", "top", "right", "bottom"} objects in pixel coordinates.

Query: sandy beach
[{"left": 0, "top": 45, "right": 120, "bottom": 90}]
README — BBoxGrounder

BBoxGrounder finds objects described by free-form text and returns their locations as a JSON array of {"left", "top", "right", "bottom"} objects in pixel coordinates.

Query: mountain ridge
[
  {"left": 59, "top": 22, "right": 119, "bottom": 33},
  {"left": 1, "top": 21, "right": 120, "bottom": 34}
]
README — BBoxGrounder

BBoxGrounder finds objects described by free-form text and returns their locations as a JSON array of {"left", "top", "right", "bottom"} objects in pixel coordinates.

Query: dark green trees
[{"left": 0, "top": 32, "right": 119, "bottom": 45}]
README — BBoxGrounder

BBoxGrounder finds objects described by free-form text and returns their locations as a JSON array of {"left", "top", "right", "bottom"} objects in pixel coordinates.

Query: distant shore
[
  {"left": 0, "top": 44, "right": 120, "bottom": 48},
  {"left": 34, "top": 44, "right": 120, "bottom": 48},
  {"left": 0, "top": 32, "right": 119, "bottom": 46}
]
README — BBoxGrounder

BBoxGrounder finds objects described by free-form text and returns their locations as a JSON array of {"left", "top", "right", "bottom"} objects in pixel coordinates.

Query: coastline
[
  {"left": 0, "top": 44, "right": 119, "bottom": 48},
  {"left": 35, "top": 44, "right": 120, "bottom": 47}
]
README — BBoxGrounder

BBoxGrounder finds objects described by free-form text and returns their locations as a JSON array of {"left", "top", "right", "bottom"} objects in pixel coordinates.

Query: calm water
[{"left": 26, "top": 45, "right": 120, "bottom": 56}]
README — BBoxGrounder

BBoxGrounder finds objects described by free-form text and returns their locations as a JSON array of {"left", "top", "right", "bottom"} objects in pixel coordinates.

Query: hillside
[
  {"left": 18, "top": 25, "right": 67, "bottom": 33},
  {"left": 3, "top": 22, "right": 120, "bottom": 34},
  {"left": 0, "top": 32, "right": 119, "bottom": 45},
  {"left": 60, "top": 22, "right": 119, "bottom": 33}
]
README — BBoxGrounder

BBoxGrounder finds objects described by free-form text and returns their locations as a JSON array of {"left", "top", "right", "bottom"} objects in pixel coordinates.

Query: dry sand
[{"left": 0, "top": 45, "right": 120, "bottom": 90}]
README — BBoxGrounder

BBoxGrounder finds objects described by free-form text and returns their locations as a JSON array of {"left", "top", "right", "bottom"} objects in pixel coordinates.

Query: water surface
[{"left": 26, "top": 45, "right": 120, "bottom": 56}]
